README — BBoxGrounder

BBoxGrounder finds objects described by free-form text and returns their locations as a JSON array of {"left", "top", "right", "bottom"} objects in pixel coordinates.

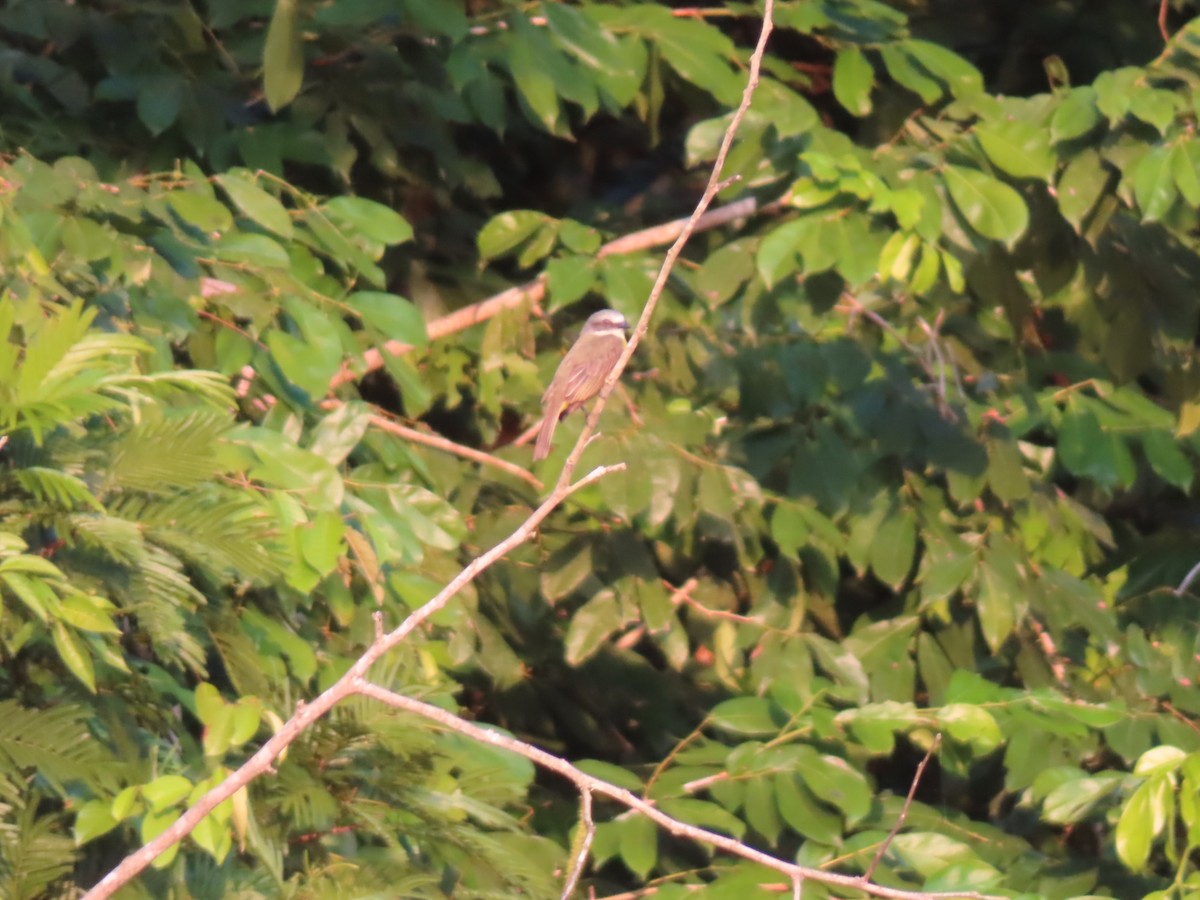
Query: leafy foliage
[{"left": 2, "top": 0, "right": 1200, "bottom": 897}]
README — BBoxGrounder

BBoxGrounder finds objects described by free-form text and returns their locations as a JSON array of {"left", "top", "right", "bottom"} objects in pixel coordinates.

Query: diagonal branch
[
  {"left": 368, "top": 413, "right": 542, "bottom": 489},
  {"left": 82, "top": 462, "right": 623, "bottom": 900},
  {"left": 355, "top": 682, "right": 1003, "bottom": 900}
]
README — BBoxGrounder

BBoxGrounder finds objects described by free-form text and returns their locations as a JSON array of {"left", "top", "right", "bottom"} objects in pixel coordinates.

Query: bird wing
[{"left": 560, "top": 335, "right": 624, "bottom": 412}]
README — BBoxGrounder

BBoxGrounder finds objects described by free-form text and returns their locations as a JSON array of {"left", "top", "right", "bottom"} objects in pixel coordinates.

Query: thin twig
[
  {"left": 864, "top": 735, "right": 942, "bottom": 882},
  {"left": 368, "top": 413, "right": 542, "bottom": 489},
  {"left": 355, "top": 683, "right": 1002, "bottom": 900},
  {"left": 1175, "top": 559, "right": 1200, "bottom": 596},
  {"left": 1159, "top": 0, "right": 1171, "bottom": 43},
  {"left": 561, "top": 788, "right": 595, "bottom": 899},
  {"left": 82, "top": 462, "right": 623, "bottom": 900}
]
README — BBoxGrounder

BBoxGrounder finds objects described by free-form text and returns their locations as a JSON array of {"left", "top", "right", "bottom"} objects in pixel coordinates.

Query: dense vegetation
[{"left": 3, "top": 0, "right": 1200, "bottom": 897}]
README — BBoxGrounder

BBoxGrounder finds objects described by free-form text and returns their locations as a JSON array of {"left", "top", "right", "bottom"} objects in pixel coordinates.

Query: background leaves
[{"left": 3, "top": 0, "right": 1200, "bottom": 898}]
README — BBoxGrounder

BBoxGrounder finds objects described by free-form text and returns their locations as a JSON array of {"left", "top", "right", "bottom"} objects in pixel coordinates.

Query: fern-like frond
[
  {"left": 115, "top": 489, "right": 286, "bottom": 583},
  {"left": 106, "top": 409, "right": 230, "bottom": 493},
  {"left": 68, "top": 513, "right": 146, "bottom": 566},
  {"left": 9, "top": 467, "right": 103, "bottom": 512},
  {"left": 207, "top": 608, "right": 272, "bottom": 699},
  {"left": 122, "top": 546, "right": 209, "bottom": 675},
  {"left": 0, "top": 302, "right": 148, "bottom": 443},
  {"left": 102, "top": 370, "right": 235, "bottom": 408},
  {"left": 0, "top": 701, "right": 115, "bottom": 795},
  {"left": 0, "top": 802, "right": 76, "bottom": 900}
]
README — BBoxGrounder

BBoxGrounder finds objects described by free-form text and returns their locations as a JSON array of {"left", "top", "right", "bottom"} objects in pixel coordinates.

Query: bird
[{"left": 533, "top": 309, "right": 629, "bottom": 461}]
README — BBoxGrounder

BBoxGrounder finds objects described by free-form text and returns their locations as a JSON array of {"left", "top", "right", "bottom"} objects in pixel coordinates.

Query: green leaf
[
  {"left": 794, "top": 750, "right": 872, "bottom": 824},
  {"left": 939, "top": 703, "right": 1003, "bottom": 754},
  {"left": 508, "top": 32, "right": 563, "bottom": 133},
  {"left": 773, "top": 773, "right": 841, "bottom": 843},
  {"left": 975, "top": 120, "right": 1055, "bottom": 181},
  {"left": 1050, "top": 87, "right": 1102, "bottom": 143},
  {"left": 57, "top": 594, "right": 120, "bottom": 634},
  {"left": 137, "top": 76, "right": 183, "bottom": 135},
  {"left": 74, "top": 799, "right": 119, "bottom": 846},
  {"left": 986, "top": 435, "right": 1030, "bottom": 502},
  {"left": 832, "top": 46, "right": 873, "bottom": 116},
  {"left": 880, "top": 45, "right": 942, "bottom": 103},
  {"left": 1058, "top": 407, "right": 1135, "bottom": 488},
  {"left": 348, "top": 292, "right": 428, "bottom": 346},
  {"left": 1116, "top": 779, "right": 1156, "bottom": 871},
  {"left": 903, "top": 40, "right": 983, "bottom": 98},
  {"left": 168, "top": 192, "right": 233, "bottom": 234},
  {"left": 657, "top": 798, "right": 746, "bottom": 839},
  {"left": 654, "top": 17, "right": 742, "bottom": 106},
  {"left": 1141, "top": 429, "right": 1192, "bottom": 491},
  {"left": 263, "top": 0, "right": 304, "bottom": 112},
  {"left": 52, "top": 620, "right": 96, "bottom": 693},
  {"left": 618, "top": 814, "right": 657, "bottom": 879},
  {"left": 142, "top": 807, "right": 181, "bottom": 868},
  {"left": 478, "top": 210, "right": 551, "bottom": 262},
  {"left": 575, "top": 760, "right": 643, "bottom": 792},
  {"left": 324, "top": 196, "right": 413, "bottom": 245},
  {"left": 709, "top": 697, "right": 782, "bottom": 736},
  {"left": 1171, "top": 141, "right": 1200, "bottom": 206},
  {"left": 214, "top": 172, "right": 293, "bottom": 238},
  {"left": 744, "top": 777, "right": 783, "bottom": 845},
  {"left": 942, "top": 165, "right": 1029, "bottom": 246},
  {"left": 214, "top": 233, "right": 290, "bottom": 267},
  {"left": 1129, "top": 87, "right": 1180, "bottom": 134},
  {"left": 1133, "top": 145, "right": 1178, "bottom": 222},
  {"left": 266, "top": 329, "right": 336, "bottom": 398},
  {"left": 1093, "top": 67, "right": 1140, "bottom": 123},
  {"left": 545, "top": 256, "right": 596, "bottom": 310},
  {"left": 1056, "top": 149, "right": 1108, "bottom": 230},
  {"left": 756, "top": 218, "right": 810, "bottom": 287},
  {"left": 143, "top": 775, "right": 193, "bottom": 813},
  {"left": 976, "top": 558, "right": 1017, "bottom": 654},
  {"left": 563, "top": 591, "right": 623, "bottom": 666},
  {"left": 869, "top": 506, "right": 916, "bottom": 587}
]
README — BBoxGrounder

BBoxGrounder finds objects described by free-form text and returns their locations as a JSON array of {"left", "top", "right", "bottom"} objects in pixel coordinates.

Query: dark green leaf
[
  {"left": 563, "top": 591, "right": 624, "bottom": 666},
  {"left": 618, "top": 814, "right": 657, "bottom": 879}
]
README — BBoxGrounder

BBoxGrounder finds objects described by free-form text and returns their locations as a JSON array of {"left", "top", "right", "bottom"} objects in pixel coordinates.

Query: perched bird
[{"left": 533, "top": 309, "right": 629, "bottom": 461}]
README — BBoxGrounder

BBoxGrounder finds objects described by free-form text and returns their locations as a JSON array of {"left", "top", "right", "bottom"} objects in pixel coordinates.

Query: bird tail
[{"left": 533, "top": 409, "right": 558, "bottom": 461}]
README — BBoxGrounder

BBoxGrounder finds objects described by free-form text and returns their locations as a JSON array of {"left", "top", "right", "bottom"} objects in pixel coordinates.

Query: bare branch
[
  {"left": 368, "top": 413, "right": 543, "bottom": 490},
  {"left": 561, "top": 788, "right": 595, "bottom": 900},
  {"left": 354, "top": 683, "right": 1004, "bottom": 900}
]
